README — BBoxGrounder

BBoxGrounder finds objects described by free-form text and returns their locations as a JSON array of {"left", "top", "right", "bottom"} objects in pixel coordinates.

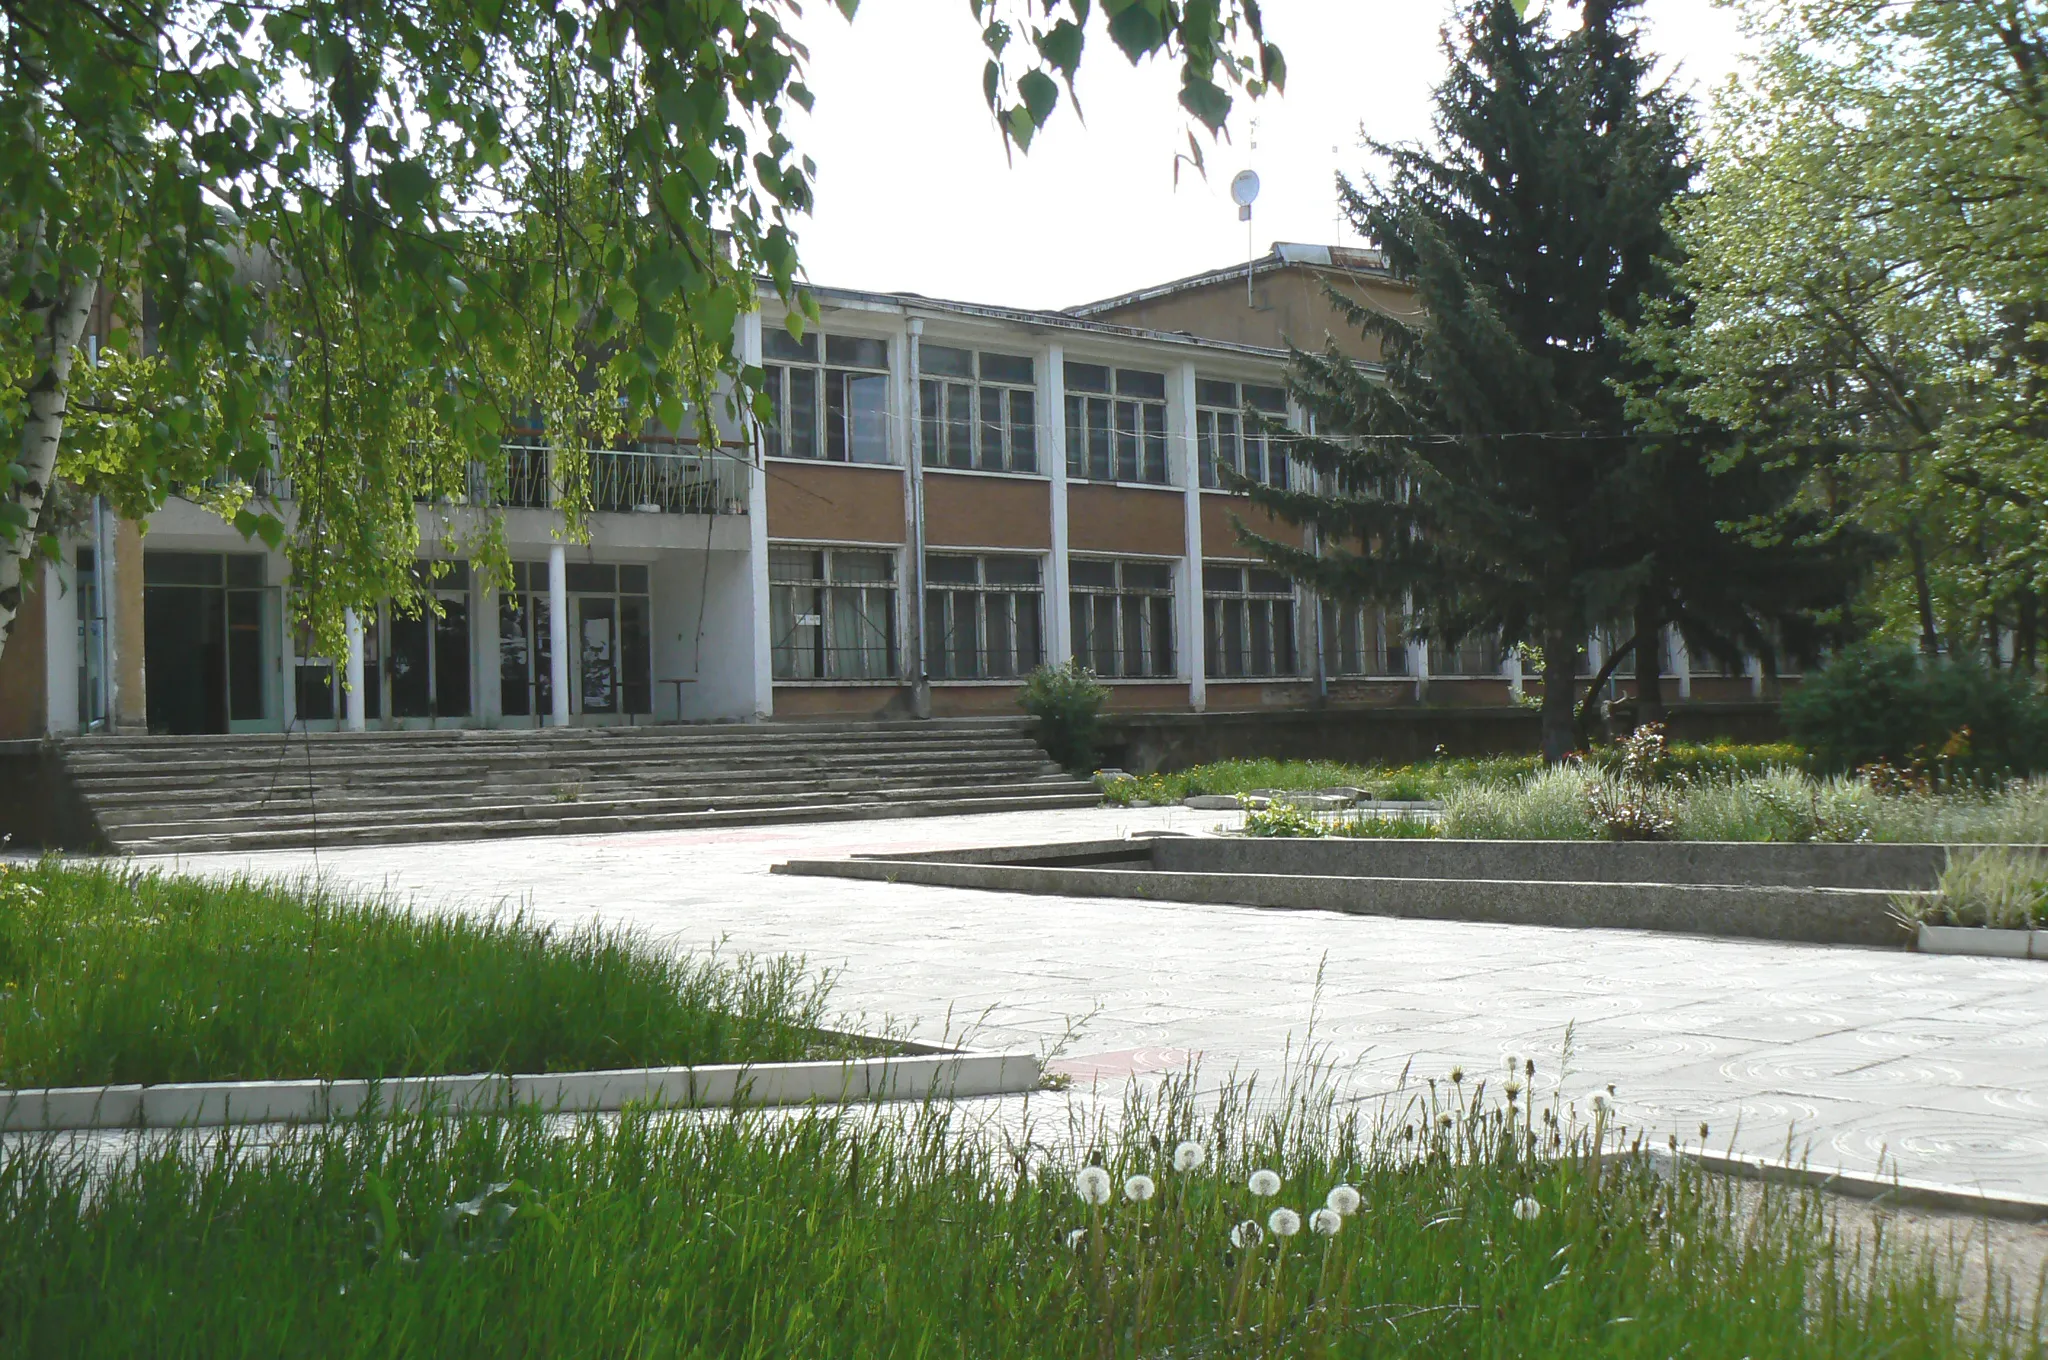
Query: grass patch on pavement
[
  {"left": 0, "top": 1076, "right": 2032, "bottom": 1358},
  {"left": 0, "top": 860, "right": 860, "bottom": 1089}
]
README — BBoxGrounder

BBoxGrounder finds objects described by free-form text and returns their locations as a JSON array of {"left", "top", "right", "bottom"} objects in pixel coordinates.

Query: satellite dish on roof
[{"left": 1230, "top": 169, "right": 1261, "bottom": 215}]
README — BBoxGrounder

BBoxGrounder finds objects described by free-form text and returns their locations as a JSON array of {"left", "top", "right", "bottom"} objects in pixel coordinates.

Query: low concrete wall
[
  {"left": 777, "top": 856, "right": 1911, "bottom": 949},
  {"left": 0, "top": 740, "right": 107, "bottom": 852},
  {"left": 1149, "top": 838, "right": 1990, "bottom": 892},
  {"left": 1097, "top": 702, "right": 1787, "bottom": 773}
]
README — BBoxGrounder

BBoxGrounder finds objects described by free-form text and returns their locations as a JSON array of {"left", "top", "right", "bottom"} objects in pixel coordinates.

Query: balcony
[{"left": 496, "top": 441, "right": 750, "bottom": 516}]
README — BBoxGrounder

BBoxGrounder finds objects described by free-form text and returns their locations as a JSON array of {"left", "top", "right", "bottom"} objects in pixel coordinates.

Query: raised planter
[
  {"left": 1915, "top": 923, "right": 2048, "bottom": 960},
  {"left": 0, "top": 1049, "right": 1043, "bottom": 1133}
]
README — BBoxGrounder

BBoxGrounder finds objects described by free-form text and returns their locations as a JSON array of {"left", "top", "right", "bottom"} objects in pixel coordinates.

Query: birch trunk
[{"left": 0, "top": 266, "right": 98, "bottom": 665}]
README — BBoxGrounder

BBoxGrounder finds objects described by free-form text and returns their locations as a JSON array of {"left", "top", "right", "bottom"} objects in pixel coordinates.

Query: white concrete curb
[
  {"left": 0, "top": 1051, "right": 1044, "bottom": 1132},
  {"left": 1647, "top": 1145, "right": 2048, "bottom": 1224},
  {"left": 1915, "top": 923, "right": 2048, "bottom": 960}
]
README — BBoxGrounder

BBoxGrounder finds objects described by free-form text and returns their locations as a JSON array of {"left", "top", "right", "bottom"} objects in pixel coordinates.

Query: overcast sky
[{"left": 780, "top": 0, "right": 1749, "bottom": 311}]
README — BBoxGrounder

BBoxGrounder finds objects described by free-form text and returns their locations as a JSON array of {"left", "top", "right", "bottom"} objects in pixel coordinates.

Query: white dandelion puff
[
  {"left": 1123, "top": 1174, "right": 1156, "bottom": 1204},
  {"left": 1172, "top": 1140, "right": 1206, "bottom": 1173},
  {"left": 1229, "top": 1219, "right": 1264, "bottom": 1250},
  {"left": 1073, "top": 1166, "right": 1113, "bottom": 1206},
  {"left": 1512, "top": 1196, "right": 1543, "bottom": 1221},
  {"left": 1309, "top": 1207, "right": 1343, "bottom": 1237},
  {"left": 1248, "top": 1168, "right": 1282, "bottom": 1198},
  {"left": 1268, "top": 1207, "right": 1302, "bottom": 1238},
  {"left": 1325, "top": 1184, "right": 1361, "bottom": 1216},
  {"left": 1591, "top": 1091, "right": 1615, "bottom": 1115},
  {"left": 1065, "top": 1227, "right": 1089, "bottom": 1250}
]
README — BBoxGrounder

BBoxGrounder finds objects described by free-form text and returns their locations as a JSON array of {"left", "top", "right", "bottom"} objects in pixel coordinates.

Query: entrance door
[
  {"left": 143, "top": 551, "right": 275, "bottom": 734},
  {"left": 577, "top": 597, "right": 618, "bottom": 713}
]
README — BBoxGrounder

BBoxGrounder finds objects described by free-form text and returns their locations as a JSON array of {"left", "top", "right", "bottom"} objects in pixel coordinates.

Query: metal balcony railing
[{"left": 495, "top": 441, "right": 750, "bottom": 516}]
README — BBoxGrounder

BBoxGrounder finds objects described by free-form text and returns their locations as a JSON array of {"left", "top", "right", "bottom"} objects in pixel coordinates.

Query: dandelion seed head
[
  {"left": 1505, "top": 1081, "right": 1522, "bottom": 1102},
  {"left": 1065, "top": 1227, "right": 1089, "bottom": 1250},
  {"left": 1073, "top": 1166, "right": 1112, "bottom": 1206},
  {"left": 1309, "top": 1207, "right": 1343, "bottom": 1237},
  {"left": 1230, "top": 1219, "right": 1264, "bottom": 1249},
  {"left": 1172, "top": 1140, "right": 1206, "bottom": 1173},
  {"left": 1123, "top": 1174, "right": 1156, "bottom": 1204},
  {"left": 1325, "top": 1184, "right": 1361, "bottom": 1216},
  {"left": 1512, "top": 1195, "right": 1543, "bottom": 1222},
  {"left": 1268, "top": 1207, "right": 1302, "bottom": 1238},
  {"left": 1449, "top": 1066, "right": 1464, "bottom": 1084},
  {"left": 1591, "top": 1091, "right": 1615, "bottom": 1115},
  {"left": 1248, "top": 1168, "right": 1282, "bottom": 1198}
]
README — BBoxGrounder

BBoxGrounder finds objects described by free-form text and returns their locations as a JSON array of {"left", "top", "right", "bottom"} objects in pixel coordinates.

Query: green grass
[
  {"left": 1898, "top": 847, "right": 2048, "bottom": 928},
  {"left": 0, "top": 1075, "right": 2031, "bottom": 1358},
  {"left": 0, "top": 860, "right": 860, "bottom": 1088}
]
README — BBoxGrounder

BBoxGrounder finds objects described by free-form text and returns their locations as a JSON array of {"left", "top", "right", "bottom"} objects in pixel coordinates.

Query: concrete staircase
[{"left": 54, "top": 718, "right": 1099, "bottom": 855}]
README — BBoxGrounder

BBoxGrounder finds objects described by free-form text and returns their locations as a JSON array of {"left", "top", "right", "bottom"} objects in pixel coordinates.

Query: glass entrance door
[{"left": 577, "top": 597, "right": 618, "bottom": 713}]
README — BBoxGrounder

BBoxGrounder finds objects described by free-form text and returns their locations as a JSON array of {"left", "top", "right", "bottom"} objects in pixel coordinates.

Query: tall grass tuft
[
  {"left": 0, "top": 1075, "right": 2029, "bottom": 1357},
  {"left": 1900, "top": 848, "right": 2048, "bottom": 928},
  {"left": 0, "top": 860, "right": 851, "bottom": 1088}
]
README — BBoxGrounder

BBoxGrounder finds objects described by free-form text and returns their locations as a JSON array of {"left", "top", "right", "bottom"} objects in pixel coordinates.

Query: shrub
[
  {"left": 1903, "top": 847, "right": 2048, "bottom": 928},
  {"left": 1240, "top": 801, "right": 1328, "bottom": 837},
  {"left": 1020, "top": 661, "right": 1110, "bottom": 774},
  {"left": 1784, "top": 644, "right": 2048, "bottom": 779}
]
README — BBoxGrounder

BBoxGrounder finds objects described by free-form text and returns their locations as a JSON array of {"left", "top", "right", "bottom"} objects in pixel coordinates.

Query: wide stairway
[{"left": 56, "top": 718, "right": 1100, "bottom": 855}]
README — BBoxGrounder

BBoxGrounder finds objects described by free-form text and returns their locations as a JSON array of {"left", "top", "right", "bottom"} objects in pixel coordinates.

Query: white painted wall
[
  {"left": 42, "top": 556, "right": 78, "bottom": 734},
  {"left": 653, "top": 546, "right": 762, "bottom": 721}
]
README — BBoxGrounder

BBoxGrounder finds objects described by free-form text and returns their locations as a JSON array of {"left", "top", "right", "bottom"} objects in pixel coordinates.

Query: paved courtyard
[{"left": 162, "top": 805, "right": 2048, "bottom": 1201}]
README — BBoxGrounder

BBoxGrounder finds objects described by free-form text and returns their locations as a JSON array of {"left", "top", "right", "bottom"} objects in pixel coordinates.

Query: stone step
[
  {"left": 116, "top": 789, "right": 1104, "bottom": 855},
  {"left": 94, "top": 774, "right": 1096, "bottom": 832}
]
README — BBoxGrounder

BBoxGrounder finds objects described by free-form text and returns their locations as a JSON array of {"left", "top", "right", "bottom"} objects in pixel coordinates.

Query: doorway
[{"left": 143, "top": 551, "right": 278, "bottom": 735}]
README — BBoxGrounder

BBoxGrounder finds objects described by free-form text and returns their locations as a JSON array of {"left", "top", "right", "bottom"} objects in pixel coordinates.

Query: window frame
[
  {"left": 1068, "top": 555, "right": 1178, "bottom": 679},
  {"left": 1202, "top": 561, "right": 1299, "bottom": 680},
  {"left": 768, "top": 544, "right": 902, "bottom": 681},
  {"left": 1196, "top": 378, "right": 1290, "bottom": 491},
  {"left": 922, "top": 552, "right": 1047, "bottom": 681},
  {"left": 918, "top": 346, "right": 1040, "bottom": 475},
  {"left": 762, "top": 331, "right": 894, "bottom": 465},
  {"left": 1064, "top": 362, "right": 1170, "bottom": 486}
]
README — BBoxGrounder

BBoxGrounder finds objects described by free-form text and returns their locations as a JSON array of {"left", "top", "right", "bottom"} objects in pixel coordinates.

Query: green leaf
[{"left": 1018, "top": 70, "right": 1059, "bottom": 126}]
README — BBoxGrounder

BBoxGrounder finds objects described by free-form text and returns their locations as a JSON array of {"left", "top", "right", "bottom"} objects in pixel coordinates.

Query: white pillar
[
  {"left": 42, "top": 556, "right": 78, "bottom": 734},
  {"left": 1504, "top": 646, "right": 1523, "bottom": 701},
  {"left": 343, "top": 608, "right": 366, "bottom": 731},
  {"left": 548, "top": 542, "right": 571, "bottom": 726},
  {"left": 1044, "top": 342, "right": 1072, "bottom": 666},
  {"left": 477, "top": 577, "right": 501, "bottom": 725},
  {"left": 905, "top": 318, "right": 930, "bottom": 715},
  {"left": 1744, "top": 650, "right": 1763, "bottom": 698},
  {"left": 1405, "top": 595, "right": 1428, "bottom": 702},
  {"left": 1673, "top": 628, "right": 1692, "bottom": 701},
  {"left": 1173, "top": 361, "right": 1205, "bottom": 710},
  {"left": 741, "top": 309, "right": 774, "bottom": 719}
]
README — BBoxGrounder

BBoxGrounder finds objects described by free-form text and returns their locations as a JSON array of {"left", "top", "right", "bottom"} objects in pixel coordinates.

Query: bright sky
[{"left": 783, "top": 0, "right": 1751, "bottom": 311}]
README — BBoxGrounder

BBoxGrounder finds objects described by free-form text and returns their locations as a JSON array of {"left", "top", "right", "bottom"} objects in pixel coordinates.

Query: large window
[
  {"left": 1204, "top": 563, "right": 1297, "bottom": 679},
  {"left": 771, "top": 547, "right": 898, "bottom": 680},
  {"left": 1064, "top": 363, "right": 1169, "bottom": 484},
  {"left": 498, "top": 561, "right": 651, "bottom": 717},
  {"left": 1196, "top": 379, "right": 1290, "bottom": 489},
  {"left": 763, "top": 331, "right": 892, "bottom": 463},
  {"left": 924, "top": 554, "right": 1044, "bottom": 679},
  {"left": 1323, "top": 601, "right": 1400, "bottom": 677},
  {"left": 1071, "top": 557, "right": 1175, "bottom": 678},
  {"left": 920, "top": 346, "right": 1038, "bottom": 473},
  {"left": 1431, "top": 632, "right": 1504, "bottom": 677}
]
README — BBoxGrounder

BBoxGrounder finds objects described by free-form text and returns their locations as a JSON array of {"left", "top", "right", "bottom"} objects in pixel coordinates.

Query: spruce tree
[{"left": 1241, "top": 0, "right": 1690, "bottom": 760}]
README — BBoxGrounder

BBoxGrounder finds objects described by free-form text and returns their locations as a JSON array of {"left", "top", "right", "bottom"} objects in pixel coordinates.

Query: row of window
[
  {"left": 767, "top": 549, "right": 1445, "bottom": 684},
  {"left": 761, "top": 329, "right": 1293, "bottom": 489}
]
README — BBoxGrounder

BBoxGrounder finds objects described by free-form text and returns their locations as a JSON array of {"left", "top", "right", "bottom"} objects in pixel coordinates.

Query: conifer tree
[{"left": 1240, "top": 0, "right": 1690, "bottom": 760}]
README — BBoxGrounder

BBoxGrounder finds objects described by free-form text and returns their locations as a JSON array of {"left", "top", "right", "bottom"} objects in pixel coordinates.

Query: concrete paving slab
[{"left": 147, "top": 803, "right": 2048, "bottom": 1199}]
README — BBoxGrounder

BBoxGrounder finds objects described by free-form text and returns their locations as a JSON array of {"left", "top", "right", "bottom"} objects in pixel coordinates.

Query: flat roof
[{"left": 1065, "top": 241, "right": 1393, "bottom": 317}]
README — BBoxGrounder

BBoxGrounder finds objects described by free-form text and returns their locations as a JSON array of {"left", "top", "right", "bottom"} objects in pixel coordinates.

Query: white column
[
  {"left": 1044, "top": 342, "right": 1072, "bottom": 666},
  {"left": 1504, "top": 646, "right": 1523, "bottom": 701},
  {"left": 42, "top": 556, "right": 78, "bottom": 734},
  {"left": 904, "top": 318, "right": 930, "bottom": 715},
  {"left": 740, "top": 311, "right": 774, "bottom": 719},
  {"left": 477, "top": 577, "right": 501, "bottom": 725},
  {"left": 343, "top": 608, "right": 366, "bottom": 731},
  {"left": 278, "top": 585, "right": 297, "bottom": 730},
  {"left": 1173, "top": 361, "right": 1205, "bottom": 710},
  {"left": 1673, "top": 628, "right": 1692, "bottom": 701},
  {"left": 547, "top": 542, "right": 571, "bottom": 725},
  {"left": 1405, "top": 594, "right": 1428, "bottom": 702},
  {"left": 1744, "top": 650, "right": 1763, "bottom": 698}
]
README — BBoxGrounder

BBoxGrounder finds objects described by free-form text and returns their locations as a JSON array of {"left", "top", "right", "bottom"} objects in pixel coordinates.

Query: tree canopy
[{"left": 0, "top": 0, "right": 1285, "bottom": 663}]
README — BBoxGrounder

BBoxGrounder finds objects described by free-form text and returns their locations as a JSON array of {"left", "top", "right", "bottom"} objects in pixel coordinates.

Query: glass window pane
[
  {"left": 1114, "top": 400, "right": 1139, "bottom": 482},
  {"left": 1204, "top": 565, "right": 1244, "bottom": 594},
  {"left": 1064, "top": 361, "right": 1110, "bottom": 394},
  {"left": 1016, "top": 592, "right": 1043, "bottom": 671},
  {"left": 1070, "top": 559, "right": 1116, "bottom": 589},
  {"left": 1064, "top": 394, "right": 1085, "bottom": 477},
  {"left": 770, "top": 548, "right": 822, "bottom": 582},
  {"left": 1123, "top": 561, "right": 1172, "bottom": 592},
  {"left": 980, "top": 352, "right": 1033, "bottom": 385},
  {"left": 921, "top": 343, "right": 974, "bottom": 378},
  {"left": 1116, "top": 368, "right": 1167, "bottom": 400},
  {"left": 1249, "top": 600, "right": 1271, "bottom": 675},
  {"left": 987, "top": 594, "right": 1015, "bottom": 677},
  {"left": 1142, "top": 402, "right": 1168, "bottom": 483},
  {"left": 978, "top": 386, "right": 1005, "bottom": 471},
  {"left": 1148, "top": 595, "right": 1176, "bottom": 675},
  {"left": 1218, "top": 412, "right": 1241, "bottom": 479},
  {"left": 1245, "top": 383, "right": 1288, "bottom": 413},
  {"left": 827, "top": 334, "right": 889, "bottom": 369},
  {"left": 764, "top": 329, "right": 817, "bottom": 362},
  {"left": 787, "top": 368, "right": 819, "bottom": 459},
  {"left": 920, "top": 381, "right": 942, "bottom": 465},
  {"left": 1087, "top": 398, "right": 1112, "bottom": 480},
  {"left": 1197, "top": 410, "right": 1218, "bottom": 489},
  {"left": 1249, "top": 569, "right": 1293, "bottom": 595},
  {"left": 832, "top": 550, "right": 895, "bottom": 583},
  {"left": 619, "top": 564, "right": 649, "bottom": 595},
  {"left": 926, "top": 555, "right": 979, "bottom": 585},
  {"left": 1196, "top": 378, "right": 1237, "bottom": 408},
  {"left": 763, "top": 366, "right": 786, "bottom": 458},
  {"left": 845, "top": 373, "right": 889, "bottom": 463},
  {"left": 1092, "top": 595, "right": 1119, "bottom": 674},
  {"left": 226, "top": 555, "right": 266, "bottom": 588},
  {"left": 983, "top": 555, "right": 1040, "bottom": 586},
  {"left": 564, "top": 562, "right": 615, "bottom": 593},
  {"left": 1008, "top": 390, "right": 1037, "bottom": 472}
]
